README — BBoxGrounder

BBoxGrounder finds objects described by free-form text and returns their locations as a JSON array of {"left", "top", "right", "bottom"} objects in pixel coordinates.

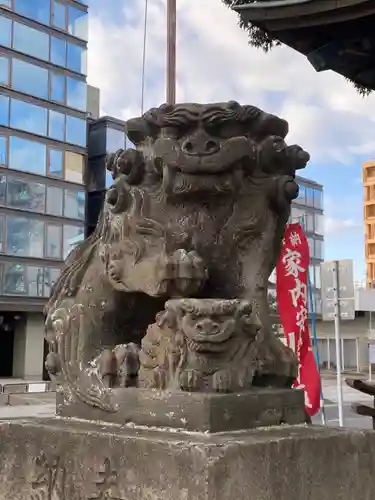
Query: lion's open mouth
[
  {"left": 175, "top": 154, "right": 238, "bottom": 175},
  {"left": 171, "top": 169, "right": 236, "bottom": 195}
]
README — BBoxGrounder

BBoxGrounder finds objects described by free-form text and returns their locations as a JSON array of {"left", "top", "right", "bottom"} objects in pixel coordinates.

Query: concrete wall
[
  {"left": 316, "top": 316, "right": 369, "bottom": 337},
  {"left": 314, "top": 316, "right": 370, "bottom": 371},
  {"left": 13, "top": 313, "right": 45, "bottom": 380}
]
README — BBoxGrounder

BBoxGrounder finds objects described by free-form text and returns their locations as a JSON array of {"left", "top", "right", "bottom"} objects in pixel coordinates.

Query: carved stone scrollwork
[{"left": 43, "top": 100, "right": 309, "bottom": 416}]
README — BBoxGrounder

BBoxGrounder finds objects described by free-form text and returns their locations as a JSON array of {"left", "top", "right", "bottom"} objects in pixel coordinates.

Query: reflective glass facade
[
  {"left": 292, "top": 177, "right": 324, "bottom": 315},
  {"left": 269, "top": 176, "right": 324, "bottom": 316},
  {"left": 0, "top": 0, "right": 88, "bottom": 301}
]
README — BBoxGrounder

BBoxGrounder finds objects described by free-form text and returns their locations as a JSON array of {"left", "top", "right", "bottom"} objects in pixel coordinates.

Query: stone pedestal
[
  {"left": 57, "top": 387, "right": 306, "bottom": 432},
  {"left": 1, "top": 418, "right": 375, "bottom": 500}
]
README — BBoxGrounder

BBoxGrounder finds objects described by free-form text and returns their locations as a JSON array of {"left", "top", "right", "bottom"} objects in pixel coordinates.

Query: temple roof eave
[
  {"left": 233, "top": 0, "right": 372, "bottom": 25},
  {"left": 233, "top": 0, "right": 375, "bottom": 90}
]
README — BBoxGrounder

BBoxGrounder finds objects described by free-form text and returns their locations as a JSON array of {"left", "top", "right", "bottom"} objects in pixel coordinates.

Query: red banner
[{"left": 276, "top": 222, "right": 320, "bottom": 416}]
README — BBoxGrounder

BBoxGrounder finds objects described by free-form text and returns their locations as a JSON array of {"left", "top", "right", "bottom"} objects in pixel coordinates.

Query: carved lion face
[
  {"left": 164, "top": 299, "right": 257, "bottom": 353},
  {"left": 125, "top": 101, "right": 289, "bottom": 198}
]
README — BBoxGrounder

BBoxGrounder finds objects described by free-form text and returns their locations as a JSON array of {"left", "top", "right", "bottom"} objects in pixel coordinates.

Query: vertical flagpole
[
  {"left": 307, "top": 266, "right": 327, "bottom": 425},
  {"left": 166, "top": 0, "right": 176, "bottom": 104},
  {"left": 301, "top": 215, "right": 327, "bottom": 425},
  {"left": 141, "top": 0, "right": 148, "bottom": 114},
  {"left": 333, "top": 260, "right": 344, "bottom": 427}
]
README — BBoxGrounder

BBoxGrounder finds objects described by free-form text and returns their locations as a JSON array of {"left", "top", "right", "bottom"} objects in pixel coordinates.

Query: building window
[
  {"left": 106, "top": 128, "right": 125, "bottom": 154},
  {"left": 52, "top": 1, "right": 67, "bottom": 30},
  {"left": 10, "top": 98, "right": 48, "bottom": 136},
  {"left": 2, "top": 264, "right": 58, "bottom": 296},
  {"left": 0, "top": 56, "right": 10, "bottom": 86},
  {"left": 13, "top": 0, "right": 51, "bottom": 26},
  {"left": 63, "top": 224, "right": 84, "bottom": 258},
  {"left": 106, "top": 170, "right": 113, "bottom": 189},
  {"left": 13, "top": 22, "right": 49, "bottom": 62},
  {"left": 315, "top": 239, "right": 324, "bottom": 259},
  {"left": 0, "top": 16, "right": 12, "bottom": 47},
  {"left": 50, "top": 72, "right": 65, "bottom": 104},
  {"left": 304, "top": 213, "right": 314, "bottom": 233},
  {"left": 48, "top": 110, "right": 65, "bottom": 141},
  {"left": 3, "top": 263, "right": 27, "bottom": 295},
  {"left": 309, "top": 265, "right": 315, "bottom": 286},
  {"left": 46, "top": 185, "right": 63, "bottom": 216},
  {"left": 43, "top": 267, "right": 61, "bottom": 297},
  {"left": 9, "top": 136, "right": 46, "bottom": 176},
  {"left": 306, "top": 187, "right": 314, "bottom": 207},
  {"left": 0, "top": 95, "right": 9, "bottom": 126},
  {"left": 50, "top": 36, "right": 67, "bottom": 67},
  {"left": 65, "top": 151, "right": 83, "bottom": 183},
  {"left": 0, "top": 135, "right": 7, "bottom": 166},
  {"left": 290, "top": 206, "right": 304, "bottom": 221},
  {"left": 314, "top": 213, "right": 324, "bottom": 236},
  {"left": 0, "top": 175, "right": 6, "bottom": 205},
  {"left": 315, "top": 296, "right": 322, "bottom": 314},
  {"left": 295, "top": 183, "right": 306, "bottom": 205},
  {"left": 7, "top": 176, "right": 46, "bottom": 213},
  {"left": 67, "top": 77, "right": 86, "bottom": 111},
  {"left": 46, "top": 224, "right": 62, "bottom": 259},
  {"left": 12, "top": 58, "right": 49, "bottom": 100},
  {"left": 307, "top": 237, "right": 314, "bottom": 258},
  {"left": 67, "top": 42, "right": 86, "bottom": 74},
  {"left": 64, "top": 189, "right": 85, "bottom": 220},
  {"left": 68, "top": 6, "right": 88, "bottom": 41},
  {"left": 313, "top": 189, "right": 323, "bottom": 210},
  {"left": 6, "top": 216, "right": 44, "bottom": 258},
  {"left": 48, "top": 148, "right": 63, "bottom": 178},
  {"left": 0, "top": 216, "right": 3, "bottom": 252},
  {"left": 66, "top": 115, "right": 86, "bottom": 147},
  {"left": 315, "top": 265, "right": 321, "bottom": 289},
  {"left": 27, "top": 266, "right": 46, "bottom": 297}
]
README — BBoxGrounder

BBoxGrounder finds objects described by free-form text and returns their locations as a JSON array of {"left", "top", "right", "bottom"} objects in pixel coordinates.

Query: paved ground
[
  {"left": 312, "top": 378, "right": 374, "bottom": 429},
  {"left": 0, "top": 377, "right": 373, "bottom": 429},
  {"left": 0, "top": 402, "right": 56, "bottom": 420}
]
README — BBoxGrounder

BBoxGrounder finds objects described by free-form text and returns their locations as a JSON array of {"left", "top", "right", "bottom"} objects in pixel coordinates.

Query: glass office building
[
  {"left": 291, "top": 176, "right": 324, "bottom": 314},
  {"left": 0, "top": 0, "right": 88, "bottom": 379},
  {"left": 269, "top": 176, "right": 324, "bottom": 317},
  {"left": 86, "top": 115, "right": 133, "bottom": 237}
]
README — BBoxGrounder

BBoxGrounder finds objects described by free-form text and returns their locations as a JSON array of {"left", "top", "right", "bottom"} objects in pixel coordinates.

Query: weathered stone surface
[
  {"left": 57, "top": 387, "right": 306, "bottom": 432},
  {"left": 139, "top": 299, "right": 265, "bottom": 392},
  {"left": 1, "top": 418, "right": 375, "bottom": 500},
  {"left": 43, "top": 101, "right": 309, "bottom": 418}
]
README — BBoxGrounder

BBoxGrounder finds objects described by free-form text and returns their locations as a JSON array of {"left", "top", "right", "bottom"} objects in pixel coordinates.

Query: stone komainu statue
[{"left": 44, "top": 101, "right": 309, "bottom": 412}]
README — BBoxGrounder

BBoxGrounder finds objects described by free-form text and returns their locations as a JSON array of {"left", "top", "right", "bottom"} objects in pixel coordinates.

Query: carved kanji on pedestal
[
  {"left": 29, "top": 453, "right": 68, "bottom": 500},
  {"left": 88, "top": 459, "right": 126, "bottom": 500}
]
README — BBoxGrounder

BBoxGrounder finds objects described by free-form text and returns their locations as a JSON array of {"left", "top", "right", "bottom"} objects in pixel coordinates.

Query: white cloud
[
  {"left": 87, "top": 0, "right": 375, "bottom": 164},
  {"left": 325, "top": 217, "right": 360, "bottom": 233}
]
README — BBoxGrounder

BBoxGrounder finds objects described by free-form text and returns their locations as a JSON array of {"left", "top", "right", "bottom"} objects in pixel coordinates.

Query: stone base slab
[
  {"left": 57, "top": 387, "right": 306, "bottom": 432},
  {"left": 1, "top": 418, "right": 375, "bottom": 499}
]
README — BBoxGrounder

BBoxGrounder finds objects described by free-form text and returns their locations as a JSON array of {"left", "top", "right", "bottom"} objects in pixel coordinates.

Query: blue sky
[{"left": 86, "top": 0, "right": 375, "bottom": 282}]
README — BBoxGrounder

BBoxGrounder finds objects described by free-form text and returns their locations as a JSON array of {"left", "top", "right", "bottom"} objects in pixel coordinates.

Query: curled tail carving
[{"left": 48, "top": 303, "right": 116, "bottom": 413}]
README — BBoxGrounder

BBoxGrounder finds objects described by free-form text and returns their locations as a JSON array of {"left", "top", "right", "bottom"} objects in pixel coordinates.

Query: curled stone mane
[
  {"left": 44, "top": 210, "right": 109, "bottom": 314},
  {"left": 126, "top": 101, "right": 289, "bottom": 145}
]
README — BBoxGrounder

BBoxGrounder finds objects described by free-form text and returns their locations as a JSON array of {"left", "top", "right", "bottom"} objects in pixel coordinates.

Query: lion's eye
[
  {"left": 161, "top": 127, "right": 179, "bottom": 139},
  {"left": 217, "top": 123, "right": 243, "bottom": 139}
]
